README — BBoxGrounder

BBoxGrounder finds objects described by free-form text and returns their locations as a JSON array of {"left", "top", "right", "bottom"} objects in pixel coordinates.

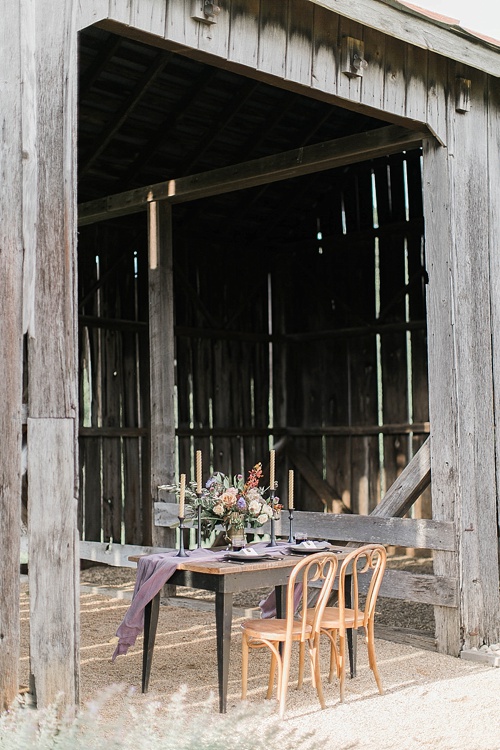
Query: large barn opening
[{"left": 77, "top": 26, "right": 429, "bottom": 548}]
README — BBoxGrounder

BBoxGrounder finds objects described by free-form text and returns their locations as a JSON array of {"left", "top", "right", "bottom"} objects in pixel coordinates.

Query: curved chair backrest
[
  {"left": 337, "top": 544, "right": 387, "bottom": 630},
  {"left": 286, "top": 551, "right": 339, "bottom": 641}
]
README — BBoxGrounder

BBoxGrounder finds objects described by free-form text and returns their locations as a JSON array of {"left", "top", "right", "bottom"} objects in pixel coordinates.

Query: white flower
[
  {"left": 262, "top": 504, "right": 273, "bottom": 517},
  {"left": 248, "top": 499, "right": 262, "bottom": 515},
  {"left": 246, "top": 487, "right": 261, "bottom": 502},
  {"left": 213, "top": 503, "right": 225, "bottom": 516},
  {"left": 256, "top": 513, "right": 269, "bottom": 525}
]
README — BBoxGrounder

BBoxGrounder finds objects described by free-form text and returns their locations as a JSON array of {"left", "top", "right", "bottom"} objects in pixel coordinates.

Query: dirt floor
[{"left": 17, "top": 558, "right": 500, "bottom": 750}]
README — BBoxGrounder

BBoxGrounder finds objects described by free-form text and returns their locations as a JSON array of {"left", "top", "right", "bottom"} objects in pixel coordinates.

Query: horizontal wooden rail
[
  {"left": 257, "top": 510, "right": 455, "bottom": 551},
  {"left": 79, "top": 427, "right": 148, "bottom": 438},
  {"left": 154, "top": 503, "right": 452, "bottom": 552},
  {"left": 78, "top": 424, "right": 430, "bottom": 439},
  {"left": 79, "top": 540, "right": 172, "bottom": 568}
]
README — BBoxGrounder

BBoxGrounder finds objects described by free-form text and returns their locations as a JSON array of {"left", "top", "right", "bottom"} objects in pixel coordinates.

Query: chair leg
[
  {"left": 278, "top": 641, "right": 292, "bottom": 719},
  {"left": 267, "top": 652, "right": 277, "bottom": 699},
  {"left": 310, "top": 634, "right": 326, "bottom": 710},
  {"left": 324, "top": 629, "right": 339, "bottom": 683},
  {"left": 297, "top": 641, "right": 306, "bottom": 688},
  {"left": 338, "top": 633, "right": 346, "bottom": 703},
  {"left": 241, "top": 633, "right": 249, "bottom": 700},
  {"left": 366, "top": 619, "right": 383, "bottom": 694}
]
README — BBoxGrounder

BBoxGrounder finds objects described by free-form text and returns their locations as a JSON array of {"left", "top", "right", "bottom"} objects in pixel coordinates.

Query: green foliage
[{"left": 0, "top": 686, "right": 313, "bottom": 750}]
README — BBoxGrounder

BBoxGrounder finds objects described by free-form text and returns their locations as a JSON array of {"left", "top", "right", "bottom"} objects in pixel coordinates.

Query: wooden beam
[
  {"left": 79, "top": 52, "right": 171, "bottom": 177},
  {"left": 308, "top": 0, "right": 500, "bottom": 78},
  {"left": 148, "top": 201, "right": 176, "bottom": 548},
  {"left": 375, "top": 625, "right": 437, "bottom": 650},
  {"left": 79, "top": 540, "right": 174, "bottom": 568},
  {"left": 286, "top": 442, "right": 350, "bottom": 513},
  {"left": 78, "top": 124, "right": 428, "bottom": 225},
  {"left": 27, "top": 0, "right": 80, "bottom": 709},
  {"left": 370, "top": 436, "right": 431, "bottom": 518},
  {"left": 423, "top": 71, "right": 500, "bottom": 653},
  {"left": 80, "top": 426, "right": 148, "bottom": 438},
  {"left": 259, "top": 509, "right": 455, "bottom": 550},
  {"left": 79, "top": 315, "right": 148, "bottom": 332},
  {"left": 172, "top": 424, "right": 429, "bottom": 438},
  {"left": 28, "top": 419, "right": 79, "bottom": 708},
  {"left": 376, "top": 569, "right": 457, "bottom": 607},
  {"left": 0, "top": 0, "right": 24, "bottom": 710}
]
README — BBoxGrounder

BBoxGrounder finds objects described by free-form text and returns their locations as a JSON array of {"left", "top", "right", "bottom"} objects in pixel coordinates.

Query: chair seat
[
  {"left": 305, "top": 606, "right": 364, "bottom": 630},
  {"left": 241, "top": 618, "right": 313, "bottom": 642}
]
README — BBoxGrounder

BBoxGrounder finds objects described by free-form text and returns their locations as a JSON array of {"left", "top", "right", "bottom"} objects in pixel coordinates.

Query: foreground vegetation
[{"left": 0, "top": 686, "right": 312, "bottom": 750}]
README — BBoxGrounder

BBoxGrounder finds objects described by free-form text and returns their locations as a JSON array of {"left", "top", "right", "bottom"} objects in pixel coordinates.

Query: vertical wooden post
[
  {"left": 148, "top": 200, "right": 176, "bottom": 548},
  {"left": 0, "top": 0, "right": 24, "bottom": 710},
  {"left": 488, "top": 77, "right": 500, "bottom": 548},
  {"left": 27, "top": 0, "right": 80, "bottom": 707},
  {"left": 423, "top": 69, "right": 500, "bottom": 653}
]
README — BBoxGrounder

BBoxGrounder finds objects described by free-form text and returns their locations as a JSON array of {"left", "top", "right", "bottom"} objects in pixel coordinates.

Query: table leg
[
  {"left": 215, "top": 591, "right": 233, "bottom": 713},
  {"left": 274, "top": 584, "right": 286, "bottom": 619},
  {"left": 275, "top": 584, "right": 286, "bottom": 656},
  {"left": 345, "top": 573, "right": 357, "bottom": 678},
  {"left": 142, "top": 592, "right": 160, "bottom": 693}
]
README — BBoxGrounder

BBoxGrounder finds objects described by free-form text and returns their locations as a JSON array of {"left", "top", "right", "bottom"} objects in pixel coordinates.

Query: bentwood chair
[
  {"left": 302, "top": 543, "right": 387, "bottom": 702},
  {"left": 241, "top": 551, "right": 339, "bottom": 718}
]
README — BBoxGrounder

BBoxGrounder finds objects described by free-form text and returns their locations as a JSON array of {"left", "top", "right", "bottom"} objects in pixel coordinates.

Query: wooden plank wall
[
  {"left": 279, "top": 153, "right": 428, "bottom": 513},
  {"left": 77, "top": 150, "right": 428, "bottom": 543},
  {"left": 78, "top": 220, "right": 150, "bottom": 546},
  {"left": 27, "top": 0, "right": 80, "bottom": 708},
  {"left": 0, "top": 0, "right": 24, "bottom": 710}
]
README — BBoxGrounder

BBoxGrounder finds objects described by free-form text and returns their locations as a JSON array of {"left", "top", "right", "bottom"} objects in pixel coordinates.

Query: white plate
[
  {"left": 224, "top": 552, "right": 271, "bottom": 562},
  {"left": 288, "top": 542, "right": 331, "bottom": 554}
]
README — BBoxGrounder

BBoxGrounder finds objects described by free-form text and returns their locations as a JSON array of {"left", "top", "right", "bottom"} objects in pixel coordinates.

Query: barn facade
[{"left": 1, "top": 0, "right": 500, "bottom": 710}]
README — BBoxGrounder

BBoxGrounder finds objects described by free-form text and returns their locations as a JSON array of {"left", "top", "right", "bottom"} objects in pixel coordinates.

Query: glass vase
[{"left": 227, "top": 527, "right": 246, "bottom": 551}]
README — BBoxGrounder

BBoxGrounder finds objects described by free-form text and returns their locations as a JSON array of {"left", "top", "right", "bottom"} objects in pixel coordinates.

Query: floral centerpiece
[{"left": 163, "top": 463, "right": 281, "bottom": 541}]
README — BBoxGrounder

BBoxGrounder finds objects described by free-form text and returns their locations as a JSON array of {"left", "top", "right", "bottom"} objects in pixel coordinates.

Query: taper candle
[
  {"left": 288, "top": 469, "right": 294, "bottom": 510},
  {"left": 269, "top": 449, "right": 275, "bottom": 490},
  {"left": 196, "top": 450, "right": 202, "bottom": 494},
  {"left": 179, "top": 473, "right": 186, "bottom": 517}
]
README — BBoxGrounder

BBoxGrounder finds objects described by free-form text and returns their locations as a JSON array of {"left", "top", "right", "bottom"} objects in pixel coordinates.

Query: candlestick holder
[
  {"left": 288, "top": 508, "right": 295, "bottom": 543},
  {"left": 196, "top": 499, "right": 202, "bottom": 548},
  {"left": 266, "top": 488, "right": 277, "bottom": 547},
  {"left": 177, "top": 516, "right": 189, "bottom": 557}
]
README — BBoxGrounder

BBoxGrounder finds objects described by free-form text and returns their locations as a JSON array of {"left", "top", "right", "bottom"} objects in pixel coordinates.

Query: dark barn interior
[{"left": 77, "top": 25, "right": 429, "bottom": 547}]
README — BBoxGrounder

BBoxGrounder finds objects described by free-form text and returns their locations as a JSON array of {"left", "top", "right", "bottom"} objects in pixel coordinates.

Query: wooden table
[{"left": 136, "top": 547, "right": 354, "bottom": 713}]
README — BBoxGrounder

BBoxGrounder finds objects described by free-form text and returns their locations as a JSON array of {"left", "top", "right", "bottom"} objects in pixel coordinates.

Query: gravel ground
[{"left": 17, "top": 556, "right": 500, "bottom": 749}]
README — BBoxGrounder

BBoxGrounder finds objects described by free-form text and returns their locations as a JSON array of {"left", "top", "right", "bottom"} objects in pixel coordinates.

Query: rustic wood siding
[
  {"left": 26, "top": 0, "right": 80, "bottom": 707},
  {"left": 78, "top": 149, "right": 428, "bottom": 539},
  {"left": 79, "top": 222, "right": 151, "bottom": 546},
  {"left": 93, "top": 0, "right": 448, "bottom": 143},
  {"left": 423, "top": 65, "right": 500, "bottom": 653},
  {"left": 0, "top": 0, "right": 24, "bottom": 710}
]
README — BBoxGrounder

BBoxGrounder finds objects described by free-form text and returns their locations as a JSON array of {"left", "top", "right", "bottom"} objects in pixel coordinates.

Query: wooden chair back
[{"left": 338, "top": 543, "right": 387, "bottom": 631}]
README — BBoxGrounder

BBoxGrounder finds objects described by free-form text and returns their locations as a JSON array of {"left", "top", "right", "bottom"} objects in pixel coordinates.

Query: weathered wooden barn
[{"left": 2, "top": 0, "right": 500, "bottom": 711}]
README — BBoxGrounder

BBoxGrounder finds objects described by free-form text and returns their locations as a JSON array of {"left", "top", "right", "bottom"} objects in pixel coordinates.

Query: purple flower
[
  {"left": 206, "top": 477, "right": 216, "bottom": 488},
  {"left": 236, "top": 497, "right": 247, "bottom": 510}
]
